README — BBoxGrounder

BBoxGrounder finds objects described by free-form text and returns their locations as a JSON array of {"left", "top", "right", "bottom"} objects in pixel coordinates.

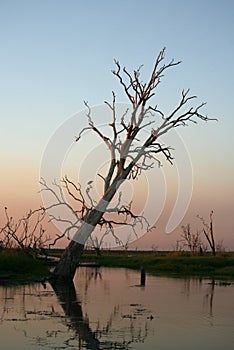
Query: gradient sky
[{"left": 0, "top": 0, "right": 233, "bottom": 250}]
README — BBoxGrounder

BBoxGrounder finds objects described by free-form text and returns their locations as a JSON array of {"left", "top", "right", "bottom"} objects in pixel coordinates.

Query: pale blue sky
[{"left": 0, "top": 0, "right": 233, "bottom": 249}]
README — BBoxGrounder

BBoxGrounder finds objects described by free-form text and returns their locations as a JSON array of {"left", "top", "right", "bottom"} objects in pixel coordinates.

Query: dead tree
[
  {"left": 0, "top": 207, "right": 50, "bottom": 255},
  {"left": 42, "top": 48, "right": 215, "bottom": 281},
  {"left": 180, "top": 224, "right": 202, "bottom": 253},
  {"left": 197, "top": 210, "right": 216, "bottom": 256}
]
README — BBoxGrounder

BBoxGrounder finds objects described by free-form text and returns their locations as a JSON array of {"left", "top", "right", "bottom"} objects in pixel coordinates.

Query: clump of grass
[
  {"left": 89, "top": 253, "right": 234, "bottom": 279},
  {"left": 0, "top": 250, "right": 50, "bottom": 284},
  {"left": 215, "top": 266, "right": 234, "bottom": 278}
]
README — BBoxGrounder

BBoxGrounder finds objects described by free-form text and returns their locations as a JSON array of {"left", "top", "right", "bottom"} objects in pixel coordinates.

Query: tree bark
[
  {"left": 51, "top": 176, "right": 124, "bottom": 281},
  {"left": 50, "top": 240, "right": 84, "bottom": 282}
]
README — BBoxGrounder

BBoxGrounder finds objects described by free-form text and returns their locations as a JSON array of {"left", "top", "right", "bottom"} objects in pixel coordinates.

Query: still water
[{"left": 0, "top": 267, "right": 234, "bottom": 350}]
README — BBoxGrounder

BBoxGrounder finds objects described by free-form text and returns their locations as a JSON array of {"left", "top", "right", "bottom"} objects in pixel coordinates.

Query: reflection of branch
[
  {"left": 50, "top": 276, "right": 152, "bottom": 350},
  {"left": 204, "top": 280, "right": 215, "bottom": 318},
  {"left": 51, "top": 280, "right": 100, "bottom": 350}
]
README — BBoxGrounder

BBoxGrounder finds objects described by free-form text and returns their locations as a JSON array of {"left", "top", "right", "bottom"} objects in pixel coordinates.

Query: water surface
[{"left": 0, "top": 267, "right": 233, "bottom": 349}]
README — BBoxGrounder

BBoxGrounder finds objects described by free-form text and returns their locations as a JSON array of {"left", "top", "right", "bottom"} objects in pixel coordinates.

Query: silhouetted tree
[
  {"left": 198, "top": 210, "right": 216, "bottom": 256},
  {"left": 0, "top": 207, "right": 50, "bottom": 255},
  {"left": 42, "top": 48, "right": 214, "bottom": 281},
  {"left": 180, "top": 224, "right": 202, "bottom": 253}
]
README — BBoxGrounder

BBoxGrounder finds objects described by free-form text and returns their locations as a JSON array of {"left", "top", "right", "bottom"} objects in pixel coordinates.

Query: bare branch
[
  {"left": 0, "top": 206, "right": 50, "bottom": 253},
  {"left": 197, "top": 211, "right": 216, "bottom": 255}
]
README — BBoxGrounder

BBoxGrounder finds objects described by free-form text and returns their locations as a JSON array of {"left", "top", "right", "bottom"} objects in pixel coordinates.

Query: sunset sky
[{"left": 0, "top": 0, "right": 233, "bottom": 250}]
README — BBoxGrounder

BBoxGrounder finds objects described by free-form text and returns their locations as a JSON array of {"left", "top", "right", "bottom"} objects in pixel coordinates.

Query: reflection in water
[
  {"left": 51, "top": 273, "right": 152, "bottom": 349},
  {"left": 51, "top": 280, "right": 100, "bottom": 349},
  {"left": 73, "top": 268, "right": 154, "bottom": 348},
  {"left": 203, "top": 280, "right": 215, "bottom": 318},
  {"left": 0, "top": 268, "right": 234, "bottom": 350}
]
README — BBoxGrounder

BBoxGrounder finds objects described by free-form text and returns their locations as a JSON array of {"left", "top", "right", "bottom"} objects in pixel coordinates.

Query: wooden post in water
[{"left": 140, "top": 266, "right": 146, "bottom": 286}]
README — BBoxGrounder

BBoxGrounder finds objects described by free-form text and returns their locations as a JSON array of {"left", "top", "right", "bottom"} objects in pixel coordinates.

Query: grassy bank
[
  {"left": 81, "top": 252, "right": 234, "bottom": 280},
  {"left": 0, "top": 250, "right": 50, "bottom": 284},
  {"left": 2, "top": 249, "right": 234, "bottom": 283}
]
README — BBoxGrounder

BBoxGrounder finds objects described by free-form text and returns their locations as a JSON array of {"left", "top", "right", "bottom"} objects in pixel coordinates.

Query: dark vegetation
[
  {"left": 0, "top": 204, "right": 231, "bottom": 284},
  {"left": 0, "top": 249, "right": 50, "bottom": 284},
  {"left": 1, "top": 248, "right": 234, "bottom": 284},
  {"left": 79, "top": 250, "right": 234, "bottom": 280}
]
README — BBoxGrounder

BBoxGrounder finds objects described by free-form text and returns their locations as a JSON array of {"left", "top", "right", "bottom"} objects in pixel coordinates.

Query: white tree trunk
[{"left": 51, "top": 176, "right": 123, "bottom": 281}]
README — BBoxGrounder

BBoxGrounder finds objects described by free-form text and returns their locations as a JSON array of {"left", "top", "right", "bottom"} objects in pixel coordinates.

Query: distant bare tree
[
  {"left": 86, "top": 234, "right": 104, "bottom": 256},
  {"left": 216, "top": 239, "right": 225, "bottom": 253},
  {"left": 0, "top": 207, "right": 50, "bottom": 255},
  {"left": 42, "top": 48, "right": 215, "bottom": 282},
  {"left": 151, "top": 244, "right": 159, "bottom": 252},
  {"left": 180, "top": 224, "right": 202, "bottom": 253},
  {"left": 197, "top": 210, "right": 216, "bottom": 256}
]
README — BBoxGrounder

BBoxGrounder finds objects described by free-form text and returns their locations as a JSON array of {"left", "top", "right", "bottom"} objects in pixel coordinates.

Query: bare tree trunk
[
  {"left": 50, "top": 240, "right": 84, "bottom": 281},
  {"left": 201, "top": 211, "right": 216, "bottom": 256},
  {"left": 51, "top": 177, "right": 123, "bottom": 281},
  {"left": 94, "top": 246, "right": 101, "bottom": 256},
  {"left": 210, "top": 212, "right": 216, "bottom": 256},
  {"left": 51, "top": 213, "right": 103, "bottom": 281}
]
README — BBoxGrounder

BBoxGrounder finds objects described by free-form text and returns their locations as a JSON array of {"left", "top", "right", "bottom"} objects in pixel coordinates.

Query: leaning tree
[{"left": 41, "top": 48, "right": 214, "bottom": 281}]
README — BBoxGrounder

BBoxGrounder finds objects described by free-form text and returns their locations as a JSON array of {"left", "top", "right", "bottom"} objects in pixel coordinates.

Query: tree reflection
[
  {"left": 180, "top": 277, "right": 216, "bottom": 318},
  {"left": 0, "top": 273, "right": 152, "bottom": 350},
  {"left": 51, "top": 279, "right": 101, "bottom": 349},
  {"left": 203, "top": 280, "right": 215, "bottom": 317},
  {"left": 51, "top": 270, "right": 152, "bottom": 350}
]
